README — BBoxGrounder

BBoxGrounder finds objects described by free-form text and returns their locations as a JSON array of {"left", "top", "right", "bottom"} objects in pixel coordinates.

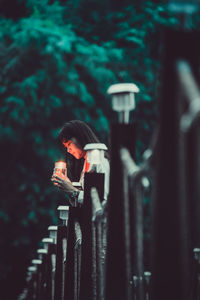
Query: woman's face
[{"left": 63, "top": 137, "right": 86, "bottom": 159}]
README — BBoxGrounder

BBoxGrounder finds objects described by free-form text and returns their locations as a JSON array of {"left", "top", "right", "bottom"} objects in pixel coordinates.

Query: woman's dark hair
[
  {"left": 58, "top": 120, "right": 101, "bottom": 181},
  {"left": 58, "top": 120, "right": 100, "bottom": 147}
]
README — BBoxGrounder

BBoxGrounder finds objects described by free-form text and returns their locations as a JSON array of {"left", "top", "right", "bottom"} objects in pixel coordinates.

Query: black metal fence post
[
  {"left": 48, "top": 226, "right": 57, "bottom": 300},
  {"left": 26, "top": 266, "right": 37, "bottom": 300},
  {"left": 54, "top": 225, "right": 68, "bottom": 300},
  {"left": 41, "top": 238, "right": 54, "bottom": 300},
  {"left": 37, "top": 249, "right": 48, "bottom": 300},
  {"left": 79, "top": 172, "right": 104, "bottom": 300},
  {"left": 105, "top": 83, "right": 139, "bottom": 300},
  {"left": 131, "top": 179, "right": 145, "bottom": 300},
  {"left": 91, "top": 187, "right": 104, "bottom": 300},
  {"left": 74, "top": 221, "right": 82, "bottom": 300},
  {"left": 64, "top": 207, "right": 82, "bottom": 300},
  {"left": 55, "top": 205, "right": 69, "bottom": 300},
  {"left": 120, "top": 147, "right": 149, "bottom": 300},
  {"left": 46, "top": 243, "right": 56, "bottom": 300},
  {"left": 31, "top": 259, "right": 42, "bottom": 300},
  {"left": 105, "top": 123, "right": 136, "bottom": 300},
  {"left": 144, "top": 271, "right": 151, "bottom": 300}
]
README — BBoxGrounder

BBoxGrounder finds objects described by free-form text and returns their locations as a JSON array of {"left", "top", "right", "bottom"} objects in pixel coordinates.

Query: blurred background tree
[{"left": 0, "top": 0, "right": 181, "bottom": 298}]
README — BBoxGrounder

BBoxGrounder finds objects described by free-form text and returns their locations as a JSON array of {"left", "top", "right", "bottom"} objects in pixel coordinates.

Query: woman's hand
[{"left": 51, "top": 174, "right": 77, "bottom": 195}]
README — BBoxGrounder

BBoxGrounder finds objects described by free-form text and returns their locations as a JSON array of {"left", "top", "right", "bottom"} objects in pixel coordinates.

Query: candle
[{"left": 54, "top": 161, "right": 67, "bottom": 177}]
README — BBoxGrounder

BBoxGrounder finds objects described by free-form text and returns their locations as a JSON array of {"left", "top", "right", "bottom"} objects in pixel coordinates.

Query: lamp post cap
[
  {"left": 84, "top": 143, "right": 108, "bottom": 151},
  {"left": 48, "top": 225, "right": 58, "bottom": 231},
  {"left": 42, "top": 237, "right": 54, "bottom": 243},
  {"left": 168, "top": 1, "right": 198, "bottom": 14},
  {"left": 37, "top": 249, "right": 48, "bottom": 254},
  {"left": 57, "top": 205, "right": 69, "bottom": 211},
  {"left": 72, "top": 182, "right": 82, "bottom": 187},
  {"left": 193, "top": 248, "right": 200, "bottom": 252},
  {"left": 144, "top": 271, "right": 152, "bottom": 276},
  {"left": 27, "top": 266, "right": 37, "bottom": 272},
  {"left": 31, "top": 259, "right": 42, "bottom": 265},
  {"left": 107, "top": 83, "right": 139, "bottom": 95}
]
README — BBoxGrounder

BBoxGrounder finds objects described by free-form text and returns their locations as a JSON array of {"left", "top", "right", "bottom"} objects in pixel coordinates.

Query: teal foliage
[{"left": 0, "top": 0, "right": 182, "bottom": 298}]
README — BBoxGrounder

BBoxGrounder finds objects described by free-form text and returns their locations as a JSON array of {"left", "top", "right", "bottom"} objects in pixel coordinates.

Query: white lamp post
[
  {"left": 107, "top": 83, "right": 139, "bottom": 124},
  {"left": 31, "top": 259, "right": 42, "bottom": 269},
  {"left": 193, "top": 247, "right": 200, "bottom": 262},
  {"left": 84, "top": 143, "right": 108, "bottom": 167},
  {"left": 168, "top": 0, "right": 198, "bottom": 29},
  {"left": 48, "top": 225, "right": 58, "bottom": 244},
  {"left": 42, "top": 237, "right": 54, "bottom": 251},
  {"left": 37, "top": 248, "right": 48, "bottom": 260},
  {"left": 168, "top": 0, "right": 198, "bottom": 14},
  {"left": 57, "top": 205, "right": 69, "bottom": 226},
  {"left": 27, "top": 266, "right": 37, "bottom": 273}
]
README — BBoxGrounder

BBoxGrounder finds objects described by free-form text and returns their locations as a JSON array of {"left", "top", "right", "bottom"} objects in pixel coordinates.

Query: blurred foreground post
[{"left": 151, "top": 27, "right": 200, "bottom": 300}]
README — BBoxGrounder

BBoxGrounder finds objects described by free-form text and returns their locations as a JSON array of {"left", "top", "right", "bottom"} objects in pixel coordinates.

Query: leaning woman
[{"left": 51, "top": 120, "right": 110, "bottom": 206}]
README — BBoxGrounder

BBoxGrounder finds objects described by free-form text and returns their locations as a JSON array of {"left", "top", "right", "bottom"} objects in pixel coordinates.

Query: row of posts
[
  {"left": 18, "top": 171, "right": 110, "bottom": 300},
  {"left": 18, "top": 21, "right": 200, "bottom": 300},
  {"left": 18, "top": 166, "right": 152, "bottom": 300},
  {"left": 18, "top": 80, "right": 153, "bottom": 300},
  {"left": 18, "top": 206, "right": 69, "bottom": 300}
]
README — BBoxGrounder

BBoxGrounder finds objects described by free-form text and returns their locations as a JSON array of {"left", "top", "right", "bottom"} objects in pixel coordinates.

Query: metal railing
[{"left": 18, "top": 22, "right": 200, "bottom": 300}]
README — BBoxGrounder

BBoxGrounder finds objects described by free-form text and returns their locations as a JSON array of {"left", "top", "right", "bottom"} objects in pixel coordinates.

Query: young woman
[{"left": 51, "top": 120, "right": 110, "bottom": 206}]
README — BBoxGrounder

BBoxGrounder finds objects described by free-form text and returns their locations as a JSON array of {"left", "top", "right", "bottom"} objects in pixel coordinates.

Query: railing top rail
[
  {"left": 91, "top": 187, "right": 103, "bottom": 222},
  {"left": 120, "top": 147, "right": 139, "bottom": 176},
  {"left": 74, "top": 221, "right": 82, "bottom": 248},
  {"left": 120, "top": 147, "right": 151, "bottom": 182},
  {"left": 176, "top": 60, "right": 200, "bottom": 131}
]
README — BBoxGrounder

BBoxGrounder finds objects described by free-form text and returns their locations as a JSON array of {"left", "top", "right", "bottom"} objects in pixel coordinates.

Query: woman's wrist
[{"left": 69, "top": 189, "right": 79, "bottom": 198}]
